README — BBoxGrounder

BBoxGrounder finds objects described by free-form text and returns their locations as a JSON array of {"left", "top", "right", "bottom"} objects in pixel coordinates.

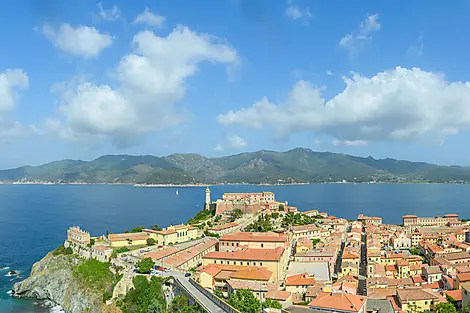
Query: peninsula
[
  {"left": 12, "top": 189, "right": 470, "bottom": 313},
  {"left": 2, "top": 148, "right": 470, "bottom": 185}
]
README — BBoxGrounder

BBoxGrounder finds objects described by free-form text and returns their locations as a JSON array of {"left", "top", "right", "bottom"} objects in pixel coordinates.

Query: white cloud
[
  {"left": 314, "top": 139, "right": 322, "bottom": 145},
  {"left": 52, "top": 25, "right": 238, "bottom": 147},
  {"left": 218, "top": 66, "right": 470, "bottom": 145},
  {"left": 133, "top": 8, "right": 165, "bottom": 28},
  {"left": 326, "top": 70, "right": 334, "bottom": 76},
  {"left": 97, "top": 3, "right": 121, "bottom": 22},
  {"left": 407, "top": 33, "right": 424, "bottom": 57},
  {"left": 333, "top": 139, "right": 368, "bottom": 147},
  {"left": 227, "top": 135, "right": 247, "bottom": 149},
  {"left": 285, "top": 1, "right": 311, "bottom": 22},
  {"left": 0, "top": 69, "right": 29, "bottom": 140},
  {"left": 339, "top": 14, "right": 381, "bottom": 56},
  {"left": 214, "top": 144, "right": 224, "bottom": 151},
  {"left": 43, "top": 24, "right": 113, "bottom": 58}
]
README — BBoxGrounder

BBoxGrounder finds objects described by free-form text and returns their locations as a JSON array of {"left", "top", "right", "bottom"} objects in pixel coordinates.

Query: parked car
[
  {"left": 164, "top": 268, "right": 170, "bottom": 272},
  {"left": 185, "top": 273, "right": 191, "bottom": 277}
]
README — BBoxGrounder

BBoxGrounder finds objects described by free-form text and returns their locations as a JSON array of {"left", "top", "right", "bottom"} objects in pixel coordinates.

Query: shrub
[
  {"left": 115, "top": 247, "right": 130, "bottom": 254},
  {"left": 103, "top": 290, "right": 113, "bottom": 302},
  {"left": 147, "top": 238, "right": 157, "bottom": 246},
  {"left": 53, "top": 245, "right": 73, "bottom": 256},
  {"left": 136, "top": 257, "right": 155, "bottom": 274}
]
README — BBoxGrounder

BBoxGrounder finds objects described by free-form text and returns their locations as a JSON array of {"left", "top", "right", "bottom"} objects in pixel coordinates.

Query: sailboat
[{"left": 176, "top": 190, "right": 179, "bottom": 195}]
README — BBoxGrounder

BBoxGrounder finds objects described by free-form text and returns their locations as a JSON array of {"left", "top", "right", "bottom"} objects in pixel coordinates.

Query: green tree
[
  {"left": 278, "top": 204, "right": 285, "bottom": 211},
  {"left": 215, "top": 215, "right": 222, "bottom": 222},
  {"left": 151, "top": 224, "right": 162, "bottom": 231},
  {"left": 147, "top": 238, "right": 157, "bottom": 246},
  {"left": 461, "top": 304, "right": 470, "bottom": 313},
  {"left": 311, "top": 238, "right": 321, "bottom": 247},
  {"left": 131, "top": 226, "right": 145, "bottom": 233},
  {"left": 90, "top": 238, "right": 96, "bottom": 245},
  {"left": 229, "top": 289, "right": 261, "bottom": 313},
  {"left": 434, "top": 303, "right": 457, "bottom": 313},
  {"left": 148, "top": 298, "right": 166, "bottom": 313},
  {"left": 171, "top": 295, "right": 189, "bottom": 312},
  {"left": 136, "top": 257, "right": 155, "bottom": 274},
  {"left": 231, "top": 208, "right": 244, "bottom": 219},
  {"left": 409, "top": 248, "right": 421, "bottom": 255},
  {"left": 214, "top": 290, "right": 224, "bottom": 298},
  {"left": 126, "top": 238, "right": 133, "bottom": 245},
  {"left": 262, "top": 298, "right": 282, "bottom": 309}
]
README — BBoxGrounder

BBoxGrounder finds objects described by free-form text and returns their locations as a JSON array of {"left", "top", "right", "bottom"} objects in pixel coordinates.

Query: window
[
  {"left": 260, "top": 262, "right": 263, "bottom": 266},
  {"left": 261, "top": 244, "right": 264, "bottom": 248}
]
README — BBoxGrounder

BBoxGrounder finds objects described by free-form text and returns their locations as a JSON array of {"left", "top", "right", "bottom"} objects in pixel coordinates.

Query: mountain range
[{"left": 1, "top": 148, "right": 470, "bottom": 184}]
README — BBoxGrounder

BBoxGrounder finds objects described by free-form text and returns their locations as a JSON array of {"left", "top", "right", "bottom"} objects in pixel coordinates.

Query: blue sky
[{"left": 2, "top": 0, "right": 470, "bottom": 168}]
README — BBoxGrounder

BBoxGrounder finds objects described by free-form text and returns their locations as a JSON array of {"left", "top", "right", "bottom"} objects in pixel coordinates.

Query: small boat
[{"left": 176, "top": 190, "right": 179, "bottom": 195}]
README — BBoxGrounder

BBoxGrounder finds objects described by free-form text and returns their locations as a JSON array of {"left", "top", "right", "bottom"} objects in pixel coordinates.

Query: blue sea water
[{"left": 1, "top": 183, "right": 470, "bottom": 312}]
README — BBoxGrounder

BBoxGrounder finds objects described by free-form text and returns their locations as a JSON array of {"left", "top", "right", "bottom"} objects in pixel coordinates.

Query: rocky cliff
[{"left": 12, "top": 252, "right": 121, "bottom": 313}]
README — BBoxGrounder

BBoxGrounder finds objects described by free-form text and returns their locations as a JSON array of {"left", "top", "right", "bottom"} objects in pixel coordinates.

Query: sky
[{"left": 2, "top": 0, "right": 470, "bottom": 168}]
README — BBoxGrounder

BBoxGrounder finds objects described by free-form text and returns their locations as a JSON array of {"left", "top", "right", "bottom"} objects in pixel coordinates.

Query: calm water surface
[{"left": 1, "top": 183, "right": 470, "bottom": 312}]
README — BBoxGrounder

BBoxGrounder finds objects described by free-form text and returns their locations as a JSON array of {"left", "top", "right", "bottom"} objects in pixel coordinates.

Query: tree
[
  {"left": 231, "top": 208, "right": 244, "bottom": 219},
  {"left": 131, "top": 226, "right": 145, "bottom": 233},
  {"left": 461, "top": 304, "right": 470, "bottom": 313},
  {"left": 151, "top": 224, "right": 162, "bottom": 231},
  {"left": 147, "top": 238, "right": 157, "bottom": 246},
  {"left": 262, "top": 298, "right": 282, "bottom": 309},
  {"left": 126, "top": 238, "right": 133, "bottom": 245},
  {"left": 136, "top": 257, "right": 155, "bottom": 274},
  {"left": 229, "top": 289, "right": 261, "bottom": 313},
  {"left": 148, "top": 298, "right": 165, "bottom": 313},
  {"left": 171, "top": 295, "right": 189, "bottom": 312},
  {"left": 90, "top": 238, "right": 95, "bottom": 246},
  {"left": 409, "top": 248, "right": 421, "bottom": 255},
  {"left": 311, "top": 238, "right": 321, "bottom": 247},
  {"left": 214, "top": 290, "right": 224, "bottom": 298},
  {"left": 434, "top": 303, "right": 457, "bottom": 313},
  {"left": 278, "top": 204, "right": 285, "bottom": 211}
]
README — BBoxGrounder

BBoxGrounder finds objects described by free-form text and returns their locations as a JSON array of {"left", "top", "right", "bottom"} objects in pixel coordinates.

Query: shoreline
[{"left": 0, "top": 181, "right": 469, "bottom": 186}]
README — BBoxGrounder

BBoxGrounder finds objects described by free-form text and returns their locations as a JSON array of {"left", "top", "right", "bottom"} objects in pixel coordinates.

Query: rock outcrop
[{"left": 12, "top": 252, "right": 120, "bottom": 313}]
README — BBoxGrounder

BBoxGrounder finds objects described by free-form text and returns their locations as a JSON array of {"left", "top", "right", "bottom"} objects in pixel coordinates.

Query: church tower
[{"left": 205, "top": 187, "right": 211, "bottom": 210}]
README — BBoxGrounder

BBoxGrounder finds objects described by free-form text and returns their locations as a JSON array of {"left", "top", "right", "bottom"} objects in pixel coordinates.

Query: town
[{"left": 64, "top": 189, "right": 470, "bottom": 313}]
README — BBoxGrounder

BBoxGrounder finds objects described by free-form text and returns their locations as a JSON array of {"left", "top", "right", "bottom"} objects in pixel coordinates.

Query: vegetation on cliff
[{"left": 4, "top": 148, "right": 470, "bottom": 184}]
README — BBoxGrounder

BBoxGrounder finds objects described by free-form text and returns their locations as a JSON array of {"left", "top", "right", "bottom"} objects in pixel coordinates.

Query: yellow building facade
[{"left": 143, "top": 224, "right": 199, "bottom": 246}]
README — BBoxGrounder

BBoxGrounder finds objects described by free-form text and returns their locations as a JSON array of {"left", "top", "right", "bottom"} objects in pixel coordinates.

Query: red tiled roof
[
  {"left": 219, "top": 232, "right": 288, "bottom": 242},
  {"left": 445, "top": 290, "right": 462, "bottom": 301},
  {"left": 203, "top": 246, "right": 284, "bottom": 261},
  {"left": 457, "top": 272, "right": 470, "bottom": 282},
  {"left": 285, "top": 273, "right": 316, "bottom": 286},
  {"left": 266, "top": 290, "right": 292, "bottom": 301},
  {"left": 308, "top": 292, "right": 366, "bottom": 312}
]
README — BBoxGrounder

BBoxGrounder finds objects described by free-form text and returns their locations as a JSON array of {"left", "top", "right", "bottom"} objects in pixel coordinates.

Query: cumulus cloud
[
  {"left": 133, "top": 8, "right": 165, "bottom": 28},
  {"left": 285, "top": 0, "right": 311, "bottom": 22},
  {"left": 333, "top": 139, "right": 368, "bottom": 147},
  {"left": 339, "top": 14, "right": 380, "bottom": 56},
  {"left": 52, "top": 25, "right": 238, "bottom": 147},
  {"left": 43, "top": 24, "right": 113, "bottom": 58},
  {"left": 227, "top": 135, "right": 247, "bottom": 149},
  {"left": 0, "top": 69, "right": 29, "bottom": 140},
  {"left": 218, "top": 66, "right": 470, "bottom": 145},
  {"left": 214, "top": 144, "right": 224, "bottom": 151},
  {"left": 97, "top": 3, "right": 121, "bottom": 22}
]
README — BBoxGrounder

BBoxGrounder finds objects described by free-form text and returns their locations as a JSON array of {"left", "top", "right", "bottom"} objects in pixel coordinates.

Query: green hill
[{"left": 1, "top": 148, "right": 470, "bottom": 184}]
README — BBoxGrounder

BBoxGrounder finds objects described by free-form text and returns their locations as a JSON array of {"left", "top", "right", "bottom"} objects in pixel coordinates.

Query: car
[
  {"left": 185, "top": 273, "right": 191, "bottom": 277},
  {"left": 164, "top": 268, "right": 170, "bottom": 272}
]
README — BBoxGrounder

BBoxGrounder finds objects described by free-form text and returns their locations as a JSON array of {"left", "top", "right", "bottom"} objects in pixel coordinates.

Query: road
[{"left": 164, "top": 271, "right": 226, "bottom": 313}]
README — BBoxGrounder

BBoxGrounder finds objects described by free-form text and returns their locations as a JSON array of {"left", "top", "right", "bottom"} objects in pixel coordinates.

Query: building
[
  {"left": 207, "top": 222, "right": 239, "bottom": 237},
  {"left": 265, "top": 290, "right": 293, "bottom": 309},
  {"left": 157, "top": 238, "right": 217, "bottom": 270},
  {"left": 91, "top": 245, "right": 113, "bottom": 262},
  {"left": 108, "top": 232, "right": 149, "bottom": 247},
  {"left": 402, "top": 214, "right": 459, "bottom": 227},
  {"left": 357, "top": 214, "right": 382, "bottom": 226},
  {"left": 285, "top": 273, "right": 316, "bottom": 295},
  {"left": 308, "top": 292, "right": 367, "bottom": 313},
  {"left": 202, "top": 246, "right": 287, "bottom": 281},
  {"left": 222, "top": 192, "right": 275, "bottom": 203},
  {"left": 391, "top": 232, "right": 411, "bottom": 250},
  {"left": 143, "top": 224, "right": 199, "bottom": 246},
  {"left": 218, "top": 232, "right": 289, "bottom": 252},
  {"left": 462, "top": 282, "right": 470, "bottom": 307},
  {"left": 67, "top": 226, "right": 91, "bottom": 245},
  {"left": 396, "top": 288, "right": 443, "bottom": 312},
  {"left": 423, "top": 266, "right": 442, "bottom": 283}
]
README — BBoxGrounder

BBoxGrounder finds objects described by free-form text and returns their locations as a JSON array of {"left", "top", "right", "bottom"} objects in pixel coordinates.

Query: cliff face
[{"left": 12, "top": 252, "right": 117, "bottom": 313}]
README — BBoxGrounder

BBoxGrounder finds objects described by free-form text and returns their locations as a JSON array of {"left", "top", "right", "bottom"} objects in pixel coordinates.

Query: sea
[{"left": 1, "top": 183, "right": 470, "bottom": 312}]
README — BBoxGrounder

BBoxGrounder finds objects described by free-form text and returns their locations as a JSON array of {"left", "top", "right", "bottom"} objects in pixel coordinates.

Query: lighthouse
[{"left": 205, "top": 187, "right": 211, "bottom": 210}]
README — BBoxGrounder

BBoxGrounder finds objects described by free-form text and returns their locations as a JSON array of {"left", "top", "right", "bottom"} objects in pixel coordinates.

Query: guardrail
[
  {"left": 189, "top": 278, "right": 242, "bottom": 313},
  {"left": 173, "top": 277, "right": 211, "bottom": 313}
]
